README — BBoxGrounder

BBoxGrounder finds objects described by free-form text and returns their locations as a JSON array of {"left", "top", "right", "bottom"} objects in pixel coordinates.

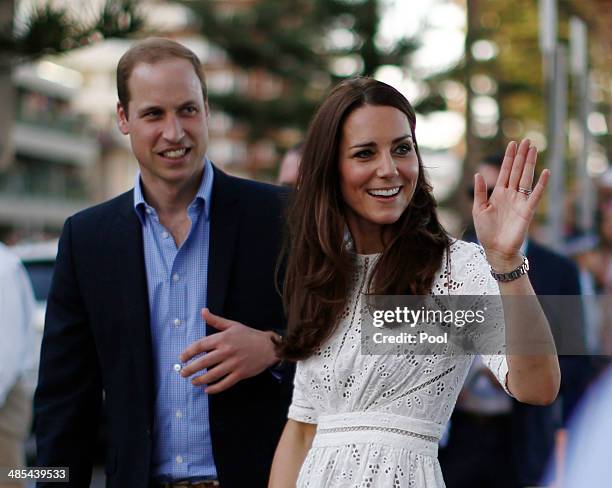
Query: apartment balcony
[
  {"left": 14, "top": 114, "right": 100, "bottom": 168},
  {"left": 0, "top": 193, "right": 88, "bottom": 229}
]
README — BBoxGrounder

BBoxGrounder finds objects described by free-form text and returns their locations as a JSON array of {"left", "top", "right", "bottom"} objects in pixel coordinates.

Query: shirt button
[
  {"left": 146, "top": 208, "right": 153, "bottom": 214},
  {"left": 176, "top": 455, "right": 183, "bottom": 464},
  {"left": 172, "top": 273, "right": 180, "bottom": 282},
  {"left": 173, "top": 363, "right": 182, "bottom": 372},
  {"left": 162, "top": 231, "right": 169, "bottom": 239},
  {"left": 174, "top": 318, "right": 181, "bottom": 327},
  {"left": 176, "top": 410, "right": 183, "bottom": 418}
]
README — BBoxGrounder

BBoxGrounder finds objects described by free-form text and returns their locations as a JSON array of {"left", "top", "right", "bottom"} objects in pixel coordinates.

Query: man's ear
[
  {"left": 117, "top": 102, "right": 129, "bottom": 135},
  {"left": 204, "top": 100, "right": 210, "bottom": 120}
]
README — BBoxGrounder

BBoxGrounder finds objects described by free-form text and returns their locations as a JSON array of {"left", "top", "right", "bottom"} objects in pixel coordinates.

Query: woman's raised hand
[{"left": 472, "top": 139, "right": 549, "bottom": 269}]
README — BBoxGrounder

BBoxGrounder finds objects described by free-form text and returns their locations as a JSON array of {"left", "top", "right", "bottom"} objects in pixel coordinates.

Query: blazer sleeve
[{"left": 35, "top": 217, "right": 102, "bottom": 487}]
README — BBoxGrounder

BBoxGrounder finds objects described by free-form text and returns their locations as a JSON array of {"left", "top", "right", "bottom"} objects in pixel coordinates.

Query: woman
[{"left": 269, "top": 77, "right": 560, "bottom": 487}]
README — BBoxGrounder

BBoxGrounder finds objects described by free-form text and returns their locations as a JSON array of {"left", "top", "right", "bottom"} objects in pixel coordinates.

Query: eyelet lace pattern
[
  {"left": 288, "top": 240, "right": 510, "bottom": 487},
  {"left": 318, "top": 425, "right": 439, "bottom": 444}
]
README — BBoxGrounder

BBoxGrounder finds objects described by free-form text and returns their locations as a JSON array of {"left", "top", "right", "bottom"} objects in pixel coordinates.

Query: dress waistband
[{"left": 313, "top": 411, "right": 442, "bottom": 457}]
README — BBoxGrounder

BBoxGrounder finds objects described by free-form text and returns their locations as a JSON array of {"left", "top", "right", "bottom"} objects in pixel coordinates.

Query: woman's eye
[
  {"left": 354, "top": 149, "right": 373, "bottom": 159},
  {"left": 395, "top": 143, "right": 413, "bottom": 155}
]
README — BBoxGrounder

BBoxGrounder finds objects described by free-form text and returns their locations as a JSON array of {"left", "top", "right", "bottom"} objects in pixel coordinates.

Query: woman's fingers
[
  {"left": 497, "top": 141, "right": 517, "bottom": 188},
  {"left": 527, "top": 169, "right": 550, "bottom": 211},
  {"left": 518, "top": 145, "right": 538, "bottom": 194},
  {"left": 508, "top": 139, "right": 531, "bottom": 190},
  {"left": 473, "top": 173, "right": 489, "bottom": 213}
]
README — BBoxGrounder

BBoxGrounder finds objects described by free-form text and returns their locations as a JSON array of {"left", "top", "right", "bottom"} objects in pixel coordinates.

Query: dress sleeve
[
  {"left": 287, "top": 360, "right": 319, "bottom": 424},
  {"left": 461, "top": 243, "right": 513, "bottom": 397}
]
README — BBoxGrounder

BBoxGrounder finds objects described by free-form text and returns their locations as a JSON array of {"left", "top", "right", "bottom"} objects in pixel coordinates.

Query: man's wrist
[{"left": 267, "top": 330, "right": 283, "bottom": 367}]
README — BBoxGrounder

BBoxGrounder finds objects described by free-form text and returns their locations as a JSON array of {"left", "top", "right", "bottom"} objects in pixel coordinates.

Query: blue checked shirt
[{"left": 134, "top": 158, "right": 216, "bottom": 481}]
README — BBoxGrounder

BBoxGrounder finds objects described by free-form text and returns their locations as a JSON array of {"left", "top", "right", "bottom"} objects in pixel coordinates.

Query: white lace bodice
[{"left": 288, "top": 240, "right": 510, "bottom": 487}]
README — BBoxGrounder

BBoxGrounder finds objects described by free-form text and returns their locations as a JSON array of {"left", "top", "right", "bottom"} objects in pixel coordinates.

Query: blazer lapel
[
  {"left": 207, "top": 166, "right": 241, "bottom": 325},
  {"left": 113, "top": 192, "right": 154, "bottom": 409}
]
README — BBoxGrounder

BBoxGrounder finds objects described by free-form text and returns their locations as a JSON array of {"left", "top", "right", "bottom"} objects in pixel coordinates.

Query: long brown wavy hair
[{"left": 279, "top": 77, "right": 451, "bottom": 361}]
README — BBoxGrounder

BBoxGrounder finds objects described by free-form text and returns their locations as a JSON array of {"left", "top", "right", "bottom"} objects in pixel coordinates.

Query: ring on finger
[{"left": 518, "top": 186, "right": 532, "bottom": 196}]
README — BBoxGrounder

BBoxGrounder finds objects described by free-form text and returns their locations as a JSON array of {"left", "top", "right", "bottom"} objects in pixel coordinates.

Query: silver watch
[{"left": 490, "top": 255, "right": 529, "bottom": 282}]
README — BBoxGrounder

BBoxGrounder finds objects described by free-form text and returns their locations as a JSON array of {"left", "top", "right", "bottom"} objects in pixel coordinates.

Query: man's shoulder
[
  {"left": 69, "top": 189, "right": 134, "bottom": 228},
  {"left": 528, "top": 239, "right": 577, "bottom": 272},
  {"left": 217, "top": 170, "right": 288, "bottom": 201},
  {"left": 213, "top": 169, "right": 289, "bottom": 215}
]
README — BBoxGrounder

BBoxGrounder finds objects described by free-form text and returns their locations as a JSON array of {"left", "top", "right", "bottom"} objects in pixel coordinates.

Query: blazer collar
[
  {"left": 207, "top": 165, "right": 241, "bottom": 319},
  {"left": 109, "top": 194, "right": 155, "bottom": 419}
]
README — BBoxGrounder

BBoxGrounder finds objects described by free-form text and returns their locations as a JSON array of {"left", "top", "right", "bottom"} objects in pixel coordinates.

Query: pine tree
[
  {"left": 181, "top": 0, "right": 421, "bottom": 174},
  {"left": 0, "top": 0, "right": 144, "bottom": 169}
]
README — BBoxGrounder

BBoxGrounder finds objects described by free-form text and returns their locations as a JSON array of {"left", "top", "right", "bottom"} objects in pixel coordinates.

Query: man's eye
[
  {"left": 144, "top": 111, "right": 161, "bottom": 118},
  {"left": 183, "top": 106, "right": 197, "bottom": 114},
  {"left": 395, "top": 143, "right": 413, "bottom": 155}
]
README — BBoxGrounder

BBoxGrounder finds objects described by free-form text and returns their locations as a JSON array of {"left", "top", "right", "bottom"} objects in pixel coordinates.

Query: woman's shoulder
[
  {"left": 447, "top": 238, "right": 487, "bottom": 261},
  {"left": 431, "top": 238, "right": 495, "bottom": 295}
]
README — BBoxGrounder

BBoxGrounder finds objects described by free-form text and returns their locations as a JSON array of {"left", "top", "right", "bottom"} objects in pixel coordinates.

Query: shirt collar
[{"left": 133, "top": 157, "right": 214, "bottom": 225}]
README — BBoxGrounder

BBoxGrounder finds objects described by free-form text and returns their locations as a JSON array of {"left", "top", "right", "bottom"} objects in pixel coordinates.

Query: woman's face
[{"left": 338, "top": 104, "right": 419, "bottom": 253}]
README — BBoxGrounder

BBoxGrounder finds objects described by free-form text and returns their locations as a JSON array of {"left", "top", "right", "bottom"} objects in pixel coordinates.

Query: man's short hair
[{"left": 116, "top": 37, "right": 207, "bottom": 111}]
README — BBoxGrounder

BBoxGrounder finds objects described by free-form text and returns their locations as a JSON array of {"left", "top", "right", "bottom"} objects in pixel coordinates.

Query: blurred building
[
  {"left": 0, "top": 63, "right": 99, "bottom": 242},
  {"left": 2, "top": 0, "right": 284, "bottom": 241}
]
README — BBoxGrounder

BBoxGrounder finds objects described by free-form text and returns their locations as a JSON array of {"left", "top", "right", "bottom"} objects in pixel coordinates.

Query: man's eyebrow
[
  {"left": 348, "top": 134, "right": 412, "bottom": 150},
  {"left": 137, "top": 105, "right": 161, "bottom": 116},
  {"left": 178, "top": 100, "right": 199, "bottom": 109},
  {"left": 136, "top": 100, "right": 199, "bottom": 116}
]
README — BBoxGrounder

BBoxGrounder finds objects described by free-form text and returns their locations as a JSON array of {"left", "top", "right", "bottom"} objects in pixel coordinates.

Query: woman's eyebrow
[{"left": 348, "top": 134, "right": 412, "bottom": 150}]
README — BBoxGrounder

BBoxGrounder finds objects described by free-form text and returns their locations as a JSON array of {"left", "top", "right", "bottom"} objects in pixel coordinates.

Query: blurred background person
[
  {"left": 439, "top": 152, "right": 591, "bottom": 488},
  {"left": 595, "top": 169, "right": 612, "bottom": 286},
  {"left": 0, "top": 242, "right": 35, "bottom": 488},
  {"left": 559, "top": 365, "right": 612, "bottom": 487},
  {"left": 590, "top": 170, "right": 612, "bottom": 354},
  {"left": 277, "top": 143, "right": 303, "bottom": 187},
  {"left": 563, "top": 233, "right": 603, "bottom": 356}
]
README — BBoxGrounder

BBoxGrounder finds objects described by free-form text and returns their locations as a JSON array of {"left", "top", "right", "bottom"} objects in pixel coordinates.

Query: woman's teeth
[{"left": 367, "top": 187, "right": 401, "bottom": 197}]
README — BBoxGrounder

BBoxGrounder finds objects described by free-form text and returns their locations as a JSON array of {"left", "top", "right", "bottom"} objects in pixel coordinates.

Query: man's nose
[
  {"left": 377, "top": 152, "right": 399, "bottom": 178},
  {"left": 162, "top": 115, "right": 185, "bottom": 142}
]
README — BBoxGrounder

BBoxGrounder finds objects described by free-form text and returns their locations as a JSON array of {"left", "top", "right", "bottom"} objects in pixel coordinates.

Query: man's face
[{"left": 117, "top": 58, "right": 209, "bottom": 189}]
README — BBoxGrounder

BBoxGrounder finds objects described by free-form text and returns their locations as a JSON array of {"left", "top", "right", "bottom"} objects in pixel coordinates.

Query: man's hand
[{"left": 179, "top": 308, "right": 280, "bottom": 394}]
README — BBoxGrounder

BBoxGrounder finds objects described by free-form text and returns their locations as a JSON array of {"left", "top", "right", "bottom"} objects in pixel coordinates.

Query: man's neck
[{"left": 140, "top": 167, "right": 205, "bottom": 218}]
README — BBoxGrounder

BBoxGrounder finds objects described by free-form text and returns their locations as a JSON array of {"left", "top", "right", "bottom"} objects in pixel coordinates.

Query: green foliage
[
  {"left": 0, "top": 0, "right": 144, "bottom": 64},
  {"left": 467, "top": 0, "right": 609, "bottom": 139},
  {"left": 180, "top": 0, "right": 419, "bottom": 146}
]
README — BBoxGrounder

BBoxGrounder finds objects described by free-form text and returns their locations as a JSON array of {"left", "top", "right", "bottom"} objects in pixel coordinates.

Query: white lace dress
[{"left": 288, "top": 240, "right": 511, "bottom": 488}]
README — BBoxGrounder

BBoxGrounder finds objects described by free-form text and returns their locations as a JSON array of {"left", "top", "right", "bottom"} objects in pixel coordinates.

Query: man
[
  {"left": 440, "top": 152, "right": 591, "bottom": 487},
  {"left": 0, "top": 242, "right": 35, "bottom": 488},
  {"left": 35, "top": 38, "right": 291, "bottom": 487}
]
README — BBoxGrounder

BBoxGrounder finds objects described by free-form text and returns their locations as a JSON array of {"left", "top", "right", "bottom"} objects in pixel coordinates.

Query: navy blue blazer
[{"left": 35, "top": 166, "right": 292, "bottom": 487}]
